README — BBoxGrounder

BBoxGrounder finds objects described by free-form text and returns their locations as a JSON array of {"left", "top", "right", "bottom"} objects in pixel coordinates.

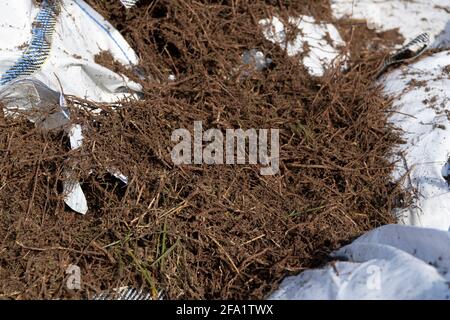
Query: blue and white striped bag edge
[{"left": 120, "top": 0, "right": 139, "bottom": 9}]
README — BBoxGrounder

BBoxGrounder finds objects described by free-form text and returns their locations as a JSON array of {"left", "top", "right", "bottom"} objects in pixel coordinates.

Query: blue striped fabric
[{"left": 0, "top": 0, "right": 59, "bottom": 85}]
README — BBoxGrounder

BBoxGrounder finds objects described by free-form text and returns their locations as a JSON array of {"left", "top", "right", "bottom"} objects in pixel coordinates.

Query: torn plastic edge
[
  {"left": 63, "top": 172, "right": 88, "bottom": 215},
  {"left": 375, "top": 33, "right": 430, "bottom": 79},
  {"left": 107, "top": 167, "right": 129, "bottom": 185},
  {"left": 120, "top": 0, "right": 139, "bottom": 9}
]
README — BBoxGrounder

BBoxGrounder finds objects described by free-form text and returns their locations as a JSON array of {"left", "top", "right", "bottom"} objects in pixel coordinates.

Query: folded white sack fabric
[
  {"left": 0, "top": 0, "right": 142, "bottom": 102},
  {"left": 331, "top": 0, "right": 450, "bottom": 48},
  {"left": 269, "top": 224, "right": 450, "bottom": 300}
]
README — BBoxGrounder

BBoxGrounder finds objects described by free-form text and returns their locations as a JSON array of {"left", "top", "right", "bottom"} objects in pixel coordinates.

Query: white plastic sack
[
  {"left": 0, "top": 0, "right": 142, "bottom": 102},
  {"left": 270, "top": 224, "right": 450, "bottom": 300}
]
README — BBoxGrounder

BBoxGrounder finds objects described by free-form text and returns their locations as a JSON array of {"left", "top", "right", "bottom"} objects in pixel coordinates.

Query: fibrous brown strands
[{"left": 0, "top": 0, "right": 408, "bottom": 299}]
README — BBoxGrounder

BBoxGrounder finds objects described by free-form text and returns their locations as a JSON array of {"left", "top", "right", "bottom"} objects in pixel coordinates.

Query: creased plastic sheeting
[
  {"left": 269, "top": 225, "right": 450, "bottom": 300},
  {"left": 383, "top": 51, "right": 450, "bottom": 230},
  {"left": 0, "top": 0, "right": 139, "bottom": 214},
  {"left": 0, "top": 0, "right": 142, "bottom": 102}
]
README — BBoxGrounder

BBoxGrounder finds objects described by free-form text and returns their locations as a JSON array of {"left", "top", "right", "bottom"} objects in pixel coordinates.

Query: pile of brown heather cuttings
[{"left": 0, "top": 0, "right": 408, "bottom": 299}]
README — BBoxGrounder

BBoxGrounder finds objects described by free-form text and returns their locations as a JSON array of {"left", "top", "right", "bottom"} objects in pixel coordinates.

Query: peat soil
[{"left": 0, "top": 0, "right": 408, "bottom": 299}]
